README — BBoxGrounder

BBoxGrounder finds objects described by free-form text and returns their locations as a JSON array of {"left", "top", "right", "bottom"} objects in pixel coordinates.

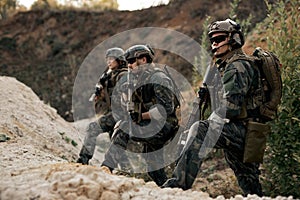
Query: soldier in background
[
  {"left": 162, "top": 19, "right": 265, "bottom": 196},
  {"left": 100, "top": 44, "right": 179, "bottom": 186},
  {"left": 77, "top": 47, "right": 127, "bottom": 165}
]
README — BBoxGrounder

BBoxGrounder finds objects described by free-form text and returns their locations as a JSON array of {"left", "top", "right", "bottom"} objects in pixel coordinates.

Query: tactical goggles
[
  {"left": 210, "top": 35, "right": 228, "bottom": 44},
  {"left": 127, "top": 58, "right": 137, "bottom": 64}
]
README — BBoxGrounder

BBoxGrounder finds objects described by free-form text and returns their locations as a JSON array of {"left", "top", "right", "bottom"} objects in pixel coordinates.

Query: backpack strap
[{"left": 222, "top": 50, "right": 260, "bottom": 120}]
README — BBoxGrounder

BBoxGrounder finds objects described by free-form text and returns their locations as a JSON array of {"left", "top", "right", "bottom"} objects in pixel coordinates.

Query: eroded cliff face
[{"left": 0, "top": 0, "right": 267, "bottom": 121}]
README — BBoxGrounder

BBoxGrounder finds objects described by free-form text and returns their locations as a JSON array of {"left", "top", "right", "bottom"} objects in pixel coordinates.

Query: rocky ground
[{"left": 0, "top": 76, "right": 296, "bottom": 200}]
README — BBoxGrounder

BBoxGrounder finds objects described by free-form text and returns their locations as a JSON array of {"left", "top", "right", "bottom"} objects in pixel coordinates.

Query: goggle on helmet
[
  {"left": 124, "top": 44, "right": 155, "bottom": 63},
  {"left": 208, "top": 19, "right": 245, "bottom": 48}
]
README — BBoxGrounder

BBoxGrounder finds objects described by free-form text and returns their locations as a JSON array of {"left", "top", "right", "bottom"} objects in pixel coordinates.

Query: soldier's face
[
  {"left": 106, "top": 57, "right": 119, "bottom": 70},
  {"left": 128, "top": 57, "right": 147, "bottom": 73},
  {"left": 210, "top": 32, "right": 230, "bottom": 57},
  {"left": 127, "top": 58, "right": 138, "bottom": 71}
]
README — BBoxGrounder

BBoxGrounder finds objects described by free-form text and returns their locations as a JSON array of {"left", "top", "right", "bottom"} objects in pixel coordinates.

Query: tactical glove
[{"left": 130, "top": 111, "right": 141, "bottom": 123}]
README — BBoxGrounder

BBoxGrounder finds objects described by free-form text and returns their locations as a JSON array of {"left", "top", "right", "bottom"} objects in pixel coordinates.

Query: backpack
[
  {"left": 251, "top": 47, "right": 282, "bottom": 121},
  {"left": 229, "top": 47, "right": 282, "bottom": 121},
  {"left": 242, "top": 47, "right": 282, "bottom": 163}
]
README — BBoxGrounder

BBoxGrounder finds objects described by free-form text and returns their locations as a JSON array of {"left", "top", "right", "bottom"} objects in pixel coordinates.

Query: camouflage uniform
[
  {"left": 101, "top": 65, "right": 179, "bottom": 186},
  {"left": 78, "top": 65, "right": 127, "bottom": 164},
  {"left": 163, "top": 48, "right": 263, "bottom": 196}
]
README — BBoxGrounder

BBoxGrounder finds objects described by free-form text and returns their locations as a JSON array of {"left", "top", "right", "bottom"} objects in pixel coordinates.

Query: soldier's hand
[
  {"left": 198, "top": 86, "right": 208, "bottom": 99},
  {"left": 94, "top": 95, "right": 99, "bottom": 102},
  {"left": 130, "top": 112, "right": 140, "bottom": 123}
]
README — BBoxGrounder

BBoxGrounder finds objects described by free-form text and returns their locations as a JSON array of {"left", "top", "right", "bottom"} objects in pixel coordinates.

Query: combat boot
[
  {"left": 161, "top": 178, "right": 180, "bottom": 188},
  {"left": 76, "top": 156, "right": 90, "bottom": 165},
  {"left": 77, "top": 146, "right": 93, "bottom": 165},
  {"left": 148, "top": 169, "right": 168, "bottom": 186}
]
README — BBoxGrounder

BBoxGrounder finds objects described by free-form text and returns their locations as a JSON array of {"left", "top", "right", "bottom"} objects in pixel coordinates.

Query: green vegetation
[
  {"left": 258, "top": 0, "right": 300, "bottom": 198},
  {"left": 0, "top": 0, "right": 17, "bottom": 19},
  {"left": 229, "top": 0, "right": 253, "bottom": 38},
  {"left": 59, "top": 131, "right": 78, "bottom": 147}
]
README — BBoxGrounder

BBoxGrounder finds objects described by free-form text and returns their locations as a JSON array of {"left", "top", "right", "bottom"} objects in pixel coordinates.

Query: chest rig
[{"left": 131, "top": 68, "right": 159, "bottom": 114}]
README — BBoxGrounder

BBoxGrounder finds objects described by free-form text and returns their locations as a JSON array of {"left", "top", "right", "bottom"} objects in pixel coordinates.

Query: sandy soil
[{"left": 0, "top": 76, "right": 295, "bottom": 200}]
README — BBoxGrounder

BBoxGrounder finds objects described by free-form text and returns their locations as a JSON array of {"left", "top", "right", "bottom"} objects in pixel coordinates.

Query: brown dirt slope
[{"left": 0, "top": 0, "right": 267, "bottom": 121}]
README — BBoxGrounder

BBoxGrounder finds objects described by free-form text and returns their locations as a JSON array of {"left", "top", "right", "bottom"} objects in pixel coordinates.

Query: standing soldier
[
  {"left": 100, "top": 44, "right": 179, "bottom": 186},
  {"left": 162, "top": 19, "right": 266, "bottom": 196},
  {"left": 77, "top": 47, "right": 127, "bottom": 165}
]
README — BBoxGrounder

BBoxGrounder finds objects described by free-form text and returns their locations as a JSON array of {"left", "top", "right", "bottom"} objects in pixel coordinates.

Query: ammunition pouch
[
  {"left": 243, "top": 120, "right": 270, "bottom": 163},
  {"left": 260, "top": 104, "right": 277, "bottom": 121},
  {"left": 94, "top": 96, "right": 110, "bottom": 115}
]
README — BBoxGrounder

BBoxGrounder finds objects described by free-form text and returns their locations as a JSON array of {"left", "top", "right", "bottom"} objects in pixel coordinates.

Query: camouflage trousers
[
  {"left": 79, "top": 112, "right": 115, "bottom": 160},
  {"left": 102, "top": 119, "right": 178, "bottom": 186},
  {"left": 168, "top": 119, "right": 262, "bottom": 196}
]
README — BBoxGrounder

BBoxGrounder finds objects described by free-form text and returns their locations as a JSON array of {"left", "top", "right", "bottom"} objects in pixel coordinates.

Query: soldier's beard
[{"left": 215, "top": 50, "right": 230, "bottom": 58}]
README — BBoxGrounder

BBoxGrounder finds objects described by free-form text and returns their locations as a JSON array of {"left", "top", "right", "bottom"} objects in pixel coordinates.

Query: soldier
[
  {"left": 100, "top": 44, "right": 179, "bottom": 186},
  {"left": 162, "top": 19, "right": 264, "bottom": 196},
  {"left": 77, "top": 47, "right": 127, "bottom": 165}
]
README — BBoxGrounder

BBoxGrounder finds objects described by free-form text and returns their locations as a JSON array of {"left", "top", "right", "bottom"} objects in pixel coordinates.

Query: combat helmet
[
  {"left": 208, "top": 19, "right": 245, "bottom": 49},
  {"left": 124, "top": 44, "right": 155, "bottom": 63},
  {"left": 105, "top": 47, "right": 126, "bottom": 63}
]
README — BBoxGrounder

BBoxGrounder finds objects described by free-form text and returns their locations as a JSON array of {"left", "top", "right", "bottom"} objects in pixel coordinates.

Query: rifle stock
[
  {"left": 89, "top": 83, "right": 103, "bottom": 102},
  {"left": 127, "top": 68, "right": 134, "bottom": 136},
  {"left": 176, "top": 65, "right": 214, "bottom": 155},
  {"left": 88, "top": 66, "right": 111, "bottom": 102}
]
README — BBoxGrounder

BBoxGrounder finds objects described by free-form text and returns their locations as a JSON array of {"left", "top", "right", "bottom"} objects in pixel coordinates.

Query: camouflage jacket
[
  {"left": 94, "top": 65, "right": 127, "bottom": 114},
  {"left": 212, "top": 49, "right": 260, "bottom": 120},
  {"left": 115, "top": 64, "right": 178, "bottom": 124},
  {"left": 105, "top": 66, "right": 128, "bottom": 98},
  {"left": 134, "top": 65, "right": 177, "bottom": 120}
]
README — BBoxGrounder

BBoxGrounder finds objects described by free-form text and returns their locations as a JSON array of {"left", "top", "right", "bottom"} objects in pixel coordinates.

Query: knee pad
[
  {"left": 188, "top": 121, "right": 208, "bottom": 141},
  {"left": 86, "top": 121, "right": 101, "bottom": 132},
  {"left": 99, "top": 115, "right": 115, "bottom": 132}
]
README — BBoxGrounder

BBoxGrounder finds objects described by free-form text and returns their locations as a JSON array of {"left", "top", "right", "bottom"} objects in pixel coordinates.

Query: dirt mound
[
  {"left": 1, "top": 163, "right": 214, "bottom": 200},
  {"left": 0, "top": 76, "right": 80, "bottom": 174},
  {"left": 0, "top": 76, "right": 213, "bottom": 200},
  {"left": 0, "top": 76, "right": 295, "bottom": 200}
]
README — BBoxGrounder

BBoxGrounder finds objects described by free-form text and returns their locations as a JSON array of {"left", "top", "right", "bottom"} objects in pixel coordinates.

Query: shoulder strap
[
  {"left": 148, "top": 66, "right": 182, "bottom": 108},
  {"left": 223, "top": 51, "right": 260, "bottom": 120},
  {"left": 111, "top": 67, "right": 127, "bottom": 81},
  {"left": 226, "top": 53, "right": 255, "bottom": 64}
]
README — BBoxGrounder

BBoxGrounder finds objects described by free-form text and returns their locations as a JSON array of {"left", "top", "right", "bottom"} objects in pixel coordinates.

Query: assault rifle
[
  {"left": 89, "top": 68, "right": 112, "bottom": 102},
  {"left": 126, "top": 68, "right": 135, "bottom": 136},
  {"left": 176, "top": 65, "right": 215, "bottom": 155}
]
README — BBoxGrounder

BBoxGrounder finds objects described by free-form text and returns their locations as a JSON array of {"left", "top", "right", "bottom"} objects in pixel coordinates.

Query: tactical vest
[
  {"left": 132, "top": 67, "right": 177, "bottom": 118},
  {"left": 216, "top": 49, "right": 261, "bottom": 120},
  {"left": 225, "top": 48, "right": 282, "bottom": 121}
]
